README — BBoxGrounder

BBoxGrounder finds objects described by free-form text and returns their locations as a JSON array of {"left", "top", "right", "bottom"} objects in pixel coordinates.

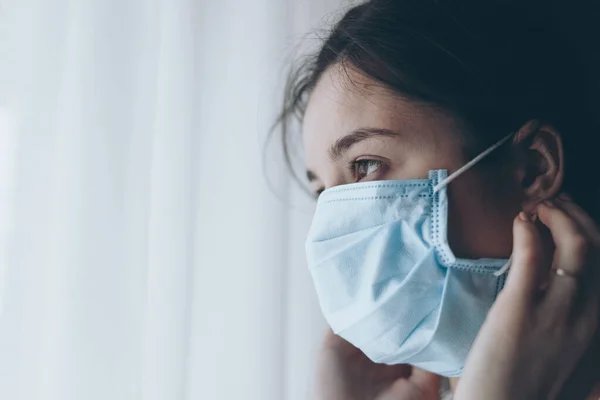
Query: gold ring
[{"left": 552, "top": 268, "right": 580, "bottom": 279}]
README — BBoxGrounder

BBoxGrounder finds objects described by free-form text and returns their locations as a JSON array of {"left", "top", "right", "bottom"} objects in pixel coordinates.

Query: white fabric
[{"left": 0, "top": 0, "right": 356, "bottom": 399}]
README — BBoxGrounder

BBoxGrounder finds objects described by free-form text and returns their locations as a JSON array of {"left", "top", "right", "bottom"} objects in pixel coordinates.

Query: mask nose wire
[{"left": 432, "top": 133, "right": 514, "bottom": 194}]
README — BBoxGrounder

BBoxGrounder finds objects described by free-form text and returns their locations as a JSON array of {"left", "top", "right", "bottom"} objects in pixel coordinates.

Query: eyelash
[
  {"left": 348, "top": 159, "right": 385, "bottom": 182},
  {"left": 313, "top": 159, "right": 386, "bottom": 198}
]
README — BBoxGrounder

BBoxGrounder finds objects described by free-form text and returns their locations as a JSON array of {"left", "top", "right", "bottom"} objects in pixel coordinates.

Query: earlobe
[{"left": 515, "top": 120, "right": 564, "bottom": 208}]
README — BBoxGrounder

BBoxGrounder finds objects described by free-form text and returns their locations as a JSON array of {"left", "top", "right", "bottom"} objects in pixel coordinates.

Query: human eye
[{"left": 349, "top": 159, "right": 386, "bottom": 182}]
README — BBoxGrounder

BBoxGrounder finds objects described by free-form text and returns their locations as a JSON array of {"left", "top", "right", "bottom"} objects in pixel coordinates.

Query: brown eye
[{"left": 351, "top": 159, "right": 384, "bottom": 181}]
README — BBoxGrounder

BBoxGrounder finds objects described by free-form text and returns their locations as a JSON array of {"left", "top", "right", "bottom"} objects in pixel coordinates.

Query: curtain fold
[{"left": 0, "top": 0, "right": 353, "bottom": 399}]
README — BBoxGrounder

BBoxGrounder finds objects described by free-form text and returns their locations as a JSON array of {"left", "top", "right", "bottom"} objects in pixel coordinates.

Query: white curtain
[{"left": 0, "top": 1, "right": 355, "bottom": 399}]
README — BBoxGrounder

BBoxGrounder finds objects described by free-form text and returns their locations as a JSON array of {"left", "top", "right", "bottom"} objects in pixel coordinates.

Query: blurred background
[{"left": 0, "top": 0, "right": 360, "bottom": 399}]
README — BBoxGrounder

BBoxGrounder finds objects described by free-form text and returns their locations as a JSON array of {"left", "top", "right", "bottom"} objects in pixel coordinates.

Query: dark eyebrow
[
  {"left": 305, "top": 128, "right": 400, "bottom": 184},
  {"left": 328, "top": 128, "right": 400, "bottom": 161}
]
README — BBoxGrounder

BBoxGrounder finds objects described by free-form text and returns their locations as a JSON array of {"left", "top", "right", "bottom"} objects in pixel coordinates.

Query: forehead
[
  {"left": 302, "top": 66, "right": 407, "bottom": 144},
  {"left": 302, "top": 66, "right": 458, "bottom": 169}
]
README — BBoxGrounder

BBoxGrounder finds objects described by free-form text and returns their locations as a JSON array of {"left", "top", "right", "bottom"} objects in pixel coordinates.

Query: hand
[
  {"left": 315, "top": 329, "right": 441, "bottom": 400},
  {"left": 455, "top": 195, "right": 600, "bottom": 400}
]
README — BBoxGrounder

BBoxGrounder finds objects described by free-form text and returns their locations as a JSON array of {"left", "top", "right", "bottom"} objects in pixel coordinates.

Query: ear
[{"left": 513, "top": 120, "right": 564, "bottom": 210}]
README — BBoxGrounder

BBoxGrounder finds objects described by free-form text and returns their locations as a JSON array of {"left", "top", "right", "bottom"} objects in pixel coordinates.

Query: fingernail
[
  {"left": 518, "top": 211, "right": 530, "bottom": 222},
  {"left": 529, "top": 211, "right": 538, "bottom": 222}
]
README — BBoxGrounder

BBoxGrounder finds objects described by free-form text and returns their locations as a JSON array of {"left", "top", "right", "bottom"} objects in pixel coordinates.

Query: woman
[{"left": 275, "top": 0, "right": 600, "bottom": 398}]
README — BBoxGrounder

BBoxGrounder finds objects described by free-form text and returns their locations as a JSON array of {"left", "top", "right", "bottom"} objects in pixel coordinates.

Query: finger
[
  {"left": 379, "top": 368, "right": 440, "bottom": 400},
  {"left": 536, "top": 201, "right": 586, "bottom": 310},
  {"left": 409, "top": 367, "right": 441, "bottom": 391},
  {"left": 503, "top": 212, "right": 546, "bottom": 301},
  {"left": 537, "top": 201, "right": 589, "bottom": 277},
  {"left": 554, "top": 194, "right": 600, "bottom": 246},
  {"left": 555, "top": 197, "right": 600, "bottom": 312},
  {"left": 373, "top": 363, "right": 413, "bottom": 382},
  {"left": 555, "top": 196, "right": 600, "bottom": 301}
]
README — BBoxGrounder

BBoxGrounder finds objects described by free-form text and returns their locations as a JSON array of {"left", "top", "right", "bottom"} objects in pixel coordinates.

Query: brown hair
[{"left": 274, "top": 0, "right": 600, "bottom": 217}]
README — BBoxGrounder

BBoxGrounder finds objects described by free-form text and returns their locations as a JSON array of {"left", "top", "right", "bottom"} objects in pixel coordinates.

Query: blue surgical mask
[{"left": 305, "top": 134, "right": 513, "bottom": 377}]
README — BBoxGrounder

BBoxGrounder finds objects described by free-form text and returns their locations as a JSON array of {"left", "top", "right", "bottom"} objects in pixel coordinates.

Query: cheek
[{"left": 445, "top": 169, "right": 521, "bottom": 260}]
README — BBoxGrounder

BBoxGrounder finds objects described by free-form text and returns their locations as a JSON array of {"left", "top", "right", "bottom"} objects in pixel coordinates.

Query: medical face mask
[{"left": 305, "top": 134, "right": 513, "bottom": 377}]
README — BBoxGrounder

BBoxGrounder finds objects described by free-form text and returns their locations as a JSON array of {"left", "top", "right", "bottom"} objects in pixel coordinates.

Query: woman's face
[{"left": 302, "top": 66, "right": 524, "bottom": 260}]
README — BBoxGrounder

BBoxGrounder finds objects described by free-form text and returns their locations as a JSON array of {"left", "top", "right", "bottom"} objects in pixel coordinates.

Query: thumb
[
  {"left": 379, "top": 369, "right": 440, "bottom": 400},
  {"left": 504, "top": 212, "right": 546, "bottom": 300},
  {"left": 410, "top": 367, "right": 441, "bottom": 396}
]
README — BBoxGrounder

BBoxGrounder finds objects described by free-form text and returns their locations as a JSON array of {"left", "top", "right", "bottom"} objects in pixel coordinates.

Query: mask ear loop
[
  {"left": 433, "top": 133, "right": 514, "bottom": 194},
  {"left": 429, "top": 132, "right": 514, "bottom": 277},
  {"left": 494, "top": 257, "right": 512, "bottom": 277}
]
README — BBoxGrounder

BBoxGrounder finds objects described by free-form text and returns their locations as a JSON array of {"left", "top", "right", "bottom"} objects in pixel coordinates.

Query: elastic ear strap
[
  {"left": 494, "top": 256, "right": 512, "bottom": 276},
  {"left": 433, "top": 133, "right": 514, "bottom": 193}
]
